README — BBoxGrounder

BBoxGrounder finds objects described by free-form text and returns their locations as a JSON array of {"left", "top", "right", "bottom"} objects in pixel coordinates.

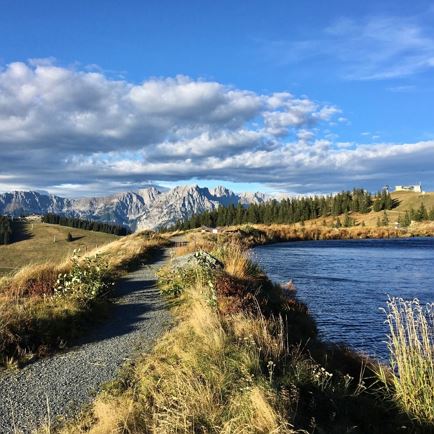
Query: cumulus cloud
[{"left": 0, "top": 60, "right": 433, "bottom": 195}]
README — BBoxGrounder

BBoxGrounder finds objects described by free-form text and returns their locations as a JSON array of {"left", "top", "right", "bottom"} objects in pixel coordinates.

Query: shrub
[
  {"left": 54, "top": 250, "right": 113, "bottom": 303},
  {"left": 157, "top": 251, "right": 219, "bottom": 303},
  {"left": 157, "top": 264, "right": 197, "bottom": 297}
]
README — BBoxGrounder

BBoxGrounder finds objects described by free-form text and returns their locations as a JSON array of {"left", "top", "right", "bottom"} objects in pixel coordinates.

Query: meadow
[{"left": 0, "top": 218, "right": 117, "bottom": 277}]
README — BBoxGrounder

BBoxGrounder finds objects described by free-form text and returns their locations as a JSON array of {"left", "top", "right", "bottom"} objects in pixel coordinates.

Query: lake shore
[{"left": 218, "top": 222, "right": 434, "bottom": 247}]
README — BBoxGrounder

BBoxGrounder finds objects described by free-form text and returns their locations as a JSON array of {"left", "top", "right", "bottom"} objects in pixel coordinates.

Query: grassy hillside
[
  {"left": 392, "top": 190, "right": 434, "bottom": 211},
  {"left": 257, "top": 190, "right": 434, "bottom": 234},
  {"left": 313, "top": 191, "right": 434, "bottom": 228},
  {"left": 0, "top": 218, "right": 117, "bottom": 276}
]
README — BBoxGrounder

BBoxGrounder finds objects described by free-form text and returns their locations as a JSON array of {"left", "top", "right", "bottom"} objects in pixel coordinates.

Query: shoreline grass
[
  {"left": 58, "top": 238, "right": 431, "bottom": 433},
  {"left": 377, "top": 298, "right": 434, "bottom": 424}
]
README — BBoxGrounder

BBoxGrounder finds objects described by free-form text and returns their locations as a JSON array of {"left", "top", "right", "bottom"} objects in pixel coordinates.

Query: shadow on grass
[
  {"left": 11, "top": 219, "right": 34, "bottom": 243},
  {"left": 3, "top": 248, "right": 170, "bottom": 369}
]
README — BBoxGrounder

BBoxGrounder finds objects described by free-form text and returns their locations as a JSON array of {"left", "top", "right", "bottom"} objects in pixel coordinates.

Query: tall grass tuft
[{"left": 378, "top": 297, "right": 434, "bottom": 424}]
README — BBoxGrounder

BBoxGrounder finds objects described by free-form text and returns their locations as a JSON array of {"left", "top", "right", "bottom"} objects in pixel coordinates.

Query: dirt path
[{"left": 0, "top": 248, "right": 172, "bottom": 433}]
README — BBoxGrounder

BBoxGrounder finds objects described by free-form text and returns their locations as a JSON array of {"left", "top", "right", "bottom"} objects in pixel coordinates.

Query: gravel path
[{"left": 0, "top": 248, "right": 173, "bottom": 433}]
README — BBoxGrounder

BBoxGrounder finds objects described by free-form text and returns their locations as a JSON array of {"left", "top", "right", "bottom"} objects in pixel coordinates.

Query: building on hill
[{"left": 395, "top": 184, "right": 422, "bottom": 193}]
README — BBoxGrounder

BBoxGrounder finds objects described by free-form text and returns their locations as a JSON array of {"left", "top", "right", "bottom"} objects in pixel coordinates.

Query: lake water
[{"left": 252, "top": 238, "right": 434, "bottom": 360}]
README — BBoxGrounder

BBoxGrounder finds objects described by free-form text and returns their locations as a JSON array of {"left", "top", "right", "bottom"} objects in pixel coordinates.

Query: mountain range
[{"left": 0, "top": 185, "right": 271, "bottom": 231}]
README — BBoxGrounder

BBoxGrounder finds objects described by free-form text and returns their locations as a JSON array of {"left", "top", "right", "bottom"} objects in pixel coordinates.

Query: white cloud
[{"left": 0, "top": 60, "right": 433, "bottom": 194}]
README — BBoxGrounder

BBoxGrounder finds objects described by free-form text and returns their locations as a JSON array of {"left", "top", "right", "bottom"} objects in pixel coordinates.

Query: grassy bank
[
  {"left": 59, "top": 239, "right": 432, "bottom": 433},
  {"left": 0, "top": 232, "right": 169, "bottom": 367},
  {"left": 192, "top": 221, "right": 434, "bottom": 247}
]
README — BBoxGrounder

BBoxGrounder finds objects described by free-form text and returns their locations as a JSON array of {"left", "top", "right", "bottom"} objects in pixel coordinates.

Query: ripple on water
[{"left": 253, "top": 237, "right": 434, "bottom": 360}]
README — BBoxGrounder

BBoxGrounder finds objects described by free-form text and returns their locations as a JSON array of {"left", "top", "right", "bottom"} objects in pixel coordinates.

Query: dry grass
[
  {"left": 61, "top": 245, "right": 294, "bottom": 434},
  {"left": 0, "top": 231, "right": 167, "bottom": 299},
  {"left": 92, "top": 231, "right": 168, "bottom": 271},
  {"left": 377, "top": 298, "right": 434, "bottom": 424},
  {"left": 172, "top": 231, "right": 217, "bottom": 256},
  {"left": 0, "top": 262, "right": 70, "bottom": 298},
  {"left": 221, "top": 222, "right": 434, "bottom": 247},
  {"left": 37, "top": 236, "right": 434, "bottom": 432},
  {"left": 0, "top": 231, "right": 168, "bottom": 367}
]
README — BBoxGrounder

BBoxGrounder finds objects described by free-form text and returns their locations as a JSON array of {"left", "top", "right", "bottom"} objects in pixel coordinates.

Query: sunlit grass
[
  {"left": 377, "top": 297, "right": 434, "bottom": 423},
  {"left": 0, "top": 232, "right": 168, "bottom": 367}
]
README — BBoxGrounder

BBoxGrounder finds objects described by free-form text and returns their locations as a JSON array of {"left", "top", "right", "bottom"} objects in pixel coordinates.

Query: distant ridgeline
[
  {"left": 0, "top": 216, "right": 13, "bottom": 244},
  {"left": 42, "top": 214, "right": 131, "bottom": 236},
  {"left": 169, "top": 189, "right": 396, "bottom": 230}
]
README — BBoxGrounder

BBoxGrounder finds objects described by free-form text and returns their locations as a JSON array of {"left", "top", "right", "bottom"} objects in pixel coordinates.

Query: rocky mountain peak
[{"left": 0, "top": 185, "right": 272, "bottom": 231}]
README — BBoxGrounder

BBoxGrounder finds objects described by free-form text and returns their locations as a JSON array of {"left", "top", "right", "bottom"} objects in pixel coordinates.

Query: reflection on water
[{"left": 253, "top": 238, "right": 434, "bottom": 360}]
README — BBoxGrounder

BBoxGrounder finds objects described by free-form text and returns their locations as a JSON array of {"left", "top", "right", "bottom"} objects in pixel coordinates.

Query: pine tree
[
  {"left": 382, "top": 211, "right": 389, "bottom": 226},
  {"left": 416, "top": 202, "right": 428, "bottom": 221},
  {"left": 403, "top": 211, "right": 411, "bottom": 227},
  {"left": 343, "top": 212, "right": 352, "bottom": 227}
]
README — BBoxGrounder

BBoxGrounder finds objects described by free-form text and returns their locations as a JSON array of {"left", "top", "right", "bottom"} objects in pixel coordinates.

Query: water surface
[{"left": 253, "top": 238, "right": 434, "bottom": 360}]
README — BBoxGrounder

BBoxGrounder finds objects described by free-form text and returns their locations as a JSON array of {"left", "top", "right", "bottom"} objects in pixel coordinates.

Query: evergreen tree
[
  {"left": 404, "top": 211, "right": 411, "bottom": 227},
  {"left": 416, "top": 203, "right": 428, "bottom": 221},
  {"left": 343, "top": 212, "right": 352, "bottom": 227},
  {"left": 382, "top": 211, "right": 389, "bottom": 226}
]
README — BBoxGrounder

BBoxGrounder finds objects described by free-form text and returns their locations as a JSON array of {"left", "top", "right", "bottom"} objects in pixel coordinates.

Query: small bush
[
  {"left": 54, "top": 250, "right": 113, "bottom": 303},
  {"left": 157, "top": 264, "right": 198, "bottom": 297}
]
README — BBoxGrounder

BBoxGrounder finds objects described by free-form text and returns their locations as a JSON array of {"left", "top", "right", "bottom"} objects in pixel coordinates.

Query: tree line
[
  {"left": 42, "top": 214, "right": 131, "bottom": 236},
  {"left": 0, "top": 216, "right": 13, "bottom": 244},
  {"left": 397, "top": 203, "right": 434, "bottom": 227},
  {"left": 168, "top": 189, "right": 395, "bottom": 231}
]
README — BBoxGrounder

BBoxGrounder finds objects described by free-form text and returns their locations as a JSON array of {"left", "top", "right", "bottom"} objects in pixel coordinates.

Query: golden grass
[
  {"left": 172, "top": 232, "right": 217, "bottom": 257},
  {"left": 0, "top": 262, "right": 70, "bottom": 298},
  {"left": 377, "top": 298, "right": 434, "bottom": 424},
  {"left": 61, "top": 246, "right": 294, "bottom": 434},
  {"left": 0, "top": 231, "right": 168, "bottom": 367},
  {"left": 0, "top": 231, "right": 167, "bottom": 299},
  {"left": 92, "top": 231, "right": 168, "bottom": 271},
  {"left": 220, "top": 222, "right": 434, "bottom": 247}
]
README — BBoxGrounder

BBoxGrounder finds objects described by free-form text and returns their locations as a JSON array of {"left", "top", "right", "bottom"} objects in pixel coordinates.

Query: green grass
[{"left": 0, "top": 218, "right": 117, "bottom": 277}]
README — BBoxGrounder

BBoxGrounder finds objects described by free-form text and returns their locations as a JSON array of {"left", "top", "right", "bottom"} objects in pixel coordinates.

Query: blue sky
[{"left": 1, "top": 0, "right": 434, "bottom": 196}]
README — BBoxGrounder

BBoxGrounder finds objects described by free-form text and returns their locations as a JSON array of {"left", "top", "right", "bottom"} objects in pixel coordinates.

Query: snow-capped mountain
[{"left": 0, "top": 185, "right": 271, "bottom": 231}]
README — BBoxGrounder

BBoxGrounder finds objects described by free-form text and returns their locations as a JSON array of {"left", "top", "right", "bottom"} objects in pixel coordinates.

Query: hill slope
[{"left": 0, "top": 219, "right": 117, "bottom": 276}]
